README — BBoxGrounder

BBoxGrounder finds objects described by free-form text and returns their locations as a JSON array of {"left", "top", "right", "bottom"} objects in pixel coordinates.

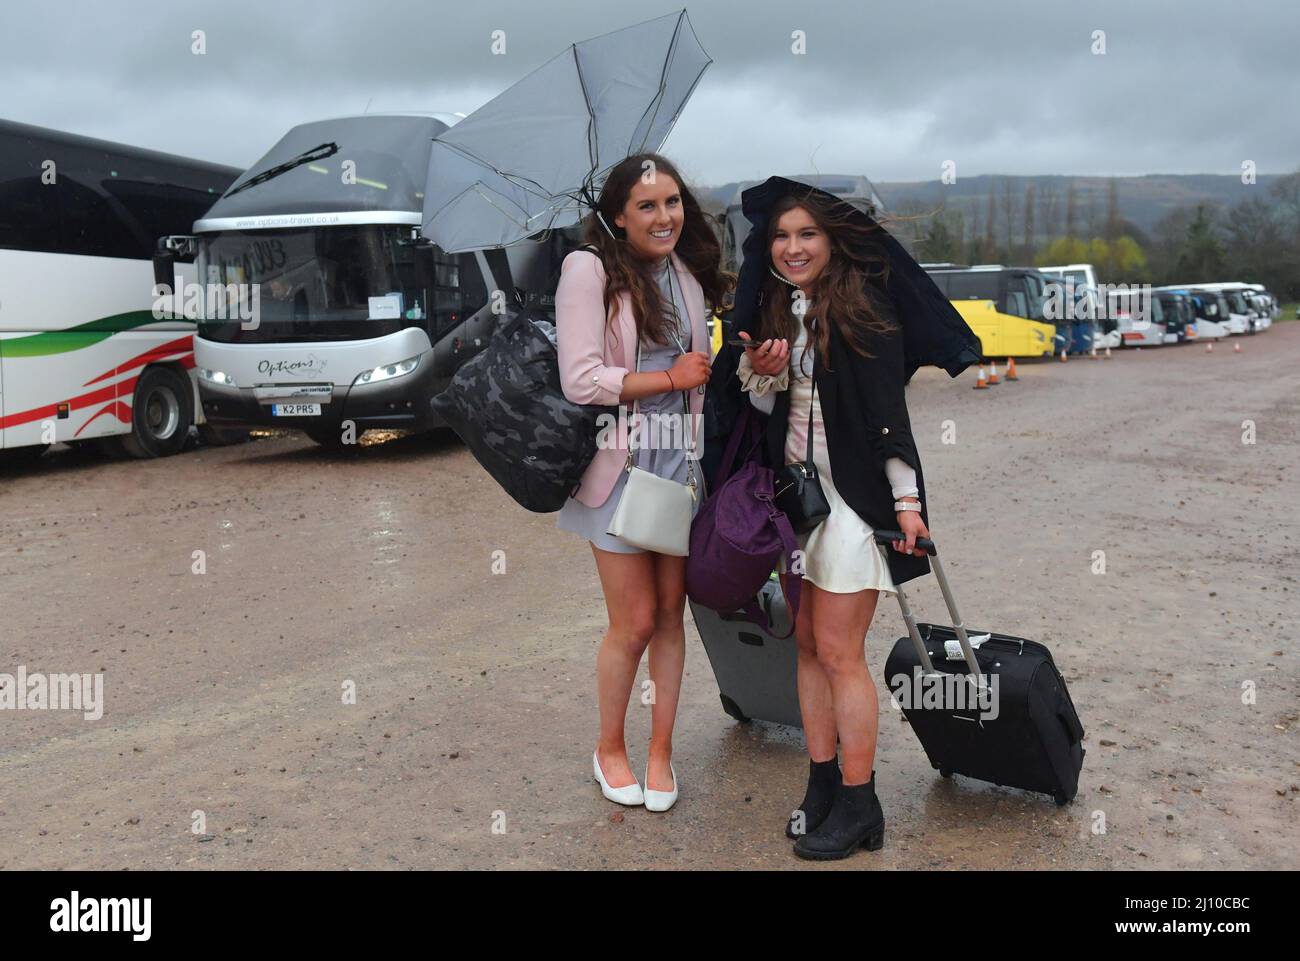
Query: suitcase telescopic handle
[
  {"left": 872, "top": 530, "right": 936, "bottom": 555},
  {"left": 872, "top": 532, "right": 984, "bottom": 682}
]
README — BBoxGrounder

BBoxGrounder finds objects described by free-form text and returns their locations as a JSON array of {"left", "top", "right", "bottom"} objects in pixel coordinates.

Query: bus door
[{"left": 422, "top": 246, "right": 491, "bottom": 378}]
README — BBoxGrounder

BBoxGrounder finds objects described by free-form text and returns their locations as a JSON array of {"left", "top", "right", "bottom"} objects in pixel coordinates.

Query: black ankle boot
[
  {"left": 792, "top": 769, "right": 884, "bottom": 860},
  {"left": 785, "top": 757, "right": 841, "bottom": 840}
]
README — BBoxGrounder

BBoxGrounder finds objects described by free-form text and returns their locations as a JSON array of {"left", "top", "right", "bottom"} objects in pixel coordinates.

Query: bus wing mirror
[
  {"left": 153, "top": 247, "right": 177, "bottom": 291},
  {"left": 153, "top": 235, "right": 197, "bottom": 290}
]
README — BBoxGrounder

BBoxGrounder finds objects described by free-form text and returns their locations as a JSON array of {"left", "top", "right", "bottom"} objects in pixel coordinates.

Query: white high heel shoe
[
  {"left": 643, "top": 762, "right": 678, "bottom": 812},
  {"left": 593, "top": 750, "right": 644, "bottom": 806}
]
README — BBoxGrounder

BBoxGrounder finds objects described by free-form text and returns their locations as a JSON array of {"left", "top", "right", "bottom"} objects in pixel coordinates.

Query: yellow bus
[{"left": 924, "top": 266, "right": 1057, "bottom": 359}]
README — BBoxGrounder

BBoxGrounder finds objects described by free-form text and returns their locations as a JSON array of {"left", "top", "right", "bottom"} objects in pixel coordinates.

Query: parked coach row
[
  {"left": 0, "top": 119, "right": 1287, "bottom": 465},
  {"left": 1, "top": 114, "right": 572, "bottom": 462},
  {"left": 920, "top": 262, "right": 1280, "bottom": 360}
]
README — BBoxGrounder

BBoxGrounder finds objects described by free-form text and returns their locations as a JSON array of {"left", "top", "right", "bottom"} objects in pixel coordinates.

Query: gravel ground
[{"left": 1, "top": 323, "right": 1296, "bottom": 870}]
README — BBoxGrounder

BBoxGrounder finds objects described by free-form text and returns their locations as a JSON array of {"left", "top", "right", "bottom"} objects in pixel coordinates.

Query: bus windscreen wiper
[{"left": 223, "top": 142, "right": 339, "bottom": 198}]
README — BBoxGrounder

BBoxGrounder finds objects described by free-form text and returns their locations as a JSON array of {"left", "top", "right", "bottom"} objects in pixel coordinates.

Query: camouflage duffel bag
[{"left": 431, "top": 299, "right": 611, "bottom": 512}]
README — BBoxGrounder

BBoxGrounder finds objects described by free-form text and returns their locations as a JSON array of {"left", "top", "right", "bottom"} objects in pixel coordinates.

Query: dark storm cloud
[{"left": 2, "top": 0, "right": 1296, "bottom": 184}]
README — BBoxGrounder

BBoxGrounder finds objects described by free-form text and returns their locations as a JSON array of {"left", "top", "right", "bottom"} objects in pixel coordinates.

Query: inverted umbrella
[{"left": 421, "top": 9, "right": 711, "bottom": 253}]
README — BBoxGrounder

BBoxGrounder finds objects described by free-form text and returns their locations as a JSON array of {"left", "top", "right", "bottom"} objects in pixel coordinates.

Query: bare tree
[
  {"left": 985, "top": 179, "right": 997, "bottom": 261},
  {"left": 1041, "top": 186, "right": 1059, "bottom": 241},
  {"left": 1002, "top": 178, "right": 1016, "bottom": 261},
  {"left": 1023, "top": 183, "right": 1037, "bottom": 261},
  {"left": 1085, "top": 181, "right": 1102, "bottom": 239},
  {"left": 1105, "top": 177, "right": 1121, "bottom": 241}
]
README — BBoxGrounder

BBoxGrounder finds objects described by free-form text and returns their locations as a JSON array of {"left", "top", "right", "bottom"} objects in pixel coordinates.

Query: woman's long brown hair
[
  {"left": 757, "top": 189, "right": 897, "bottom": 373},
  {"left": 583, "top": 153, "right": 733, "bottom": 345}
]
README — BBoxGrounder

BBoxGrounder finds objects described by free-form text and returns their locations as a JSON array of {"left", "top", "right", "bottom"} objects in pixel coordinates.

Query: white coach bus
[
  {"left": 173, "top": 113, "right": 562, "bottom": 450},
  {"left": 0, "top": 119, "right": 241, "bottom": 464}
]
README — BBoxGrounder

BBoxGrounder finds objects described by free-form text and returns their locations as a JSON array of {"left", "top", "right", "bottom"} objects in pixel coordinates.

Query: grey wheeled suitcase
[
  {"left": 872, "top": 530, "right": 1086, "bottom": 806},
  {"left": 689, "top": 574, "right": 802, "bottom": 727}
]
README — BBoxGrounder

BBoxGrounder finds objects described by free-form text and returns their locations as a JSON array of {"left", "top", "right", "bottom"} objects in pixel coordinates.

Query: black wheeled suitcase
[
  {"left": 688, "top": 574, "right": 802, "bottom": 727},
  {"left": 872, "top": 531, "right": 1086, "bottom": 806}
]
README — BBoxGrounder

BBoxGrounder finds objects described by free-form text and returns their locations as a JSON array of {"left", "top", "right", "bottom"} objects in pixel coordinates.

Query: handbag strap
[
  {"left": 800, "top": 319, "right": 817, "bottom": 465},
  {"left": 665, "top": 259, "right": 698, "bottom": 492},
  {"left": 714, "top": 403, "right": 764, "bottom": 492},
  {"left": 623, "top": 263, "right": 697, "bottom": 495},
  {"left": 803, "top": 378, "right": 817, "bottom": 465},
  {"left": 737, "top": 506, "right": 804, "bottom": 640},
  {"left": 624, "top": 336, "right": 643, "bottom": 467},
  {"left": 756, "top": 320, "right": 820, "bottom": 639}
]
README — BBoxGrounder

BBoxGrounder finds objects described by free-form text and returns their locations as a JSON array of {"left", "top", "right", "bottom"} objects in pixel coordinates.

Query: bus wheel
[{"left": 119, "top": 366, "right": 193, "bottom": 459}]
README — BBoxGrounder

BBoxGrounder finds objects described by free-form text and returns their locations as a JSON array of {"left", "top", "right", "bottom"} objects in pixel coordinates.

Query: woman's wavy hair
[
  {"left": 582, "top": 153, "right": 733, "bottom": 345},
  {"left": 757, "top": 189, "right": 897, "bottom": 373}
]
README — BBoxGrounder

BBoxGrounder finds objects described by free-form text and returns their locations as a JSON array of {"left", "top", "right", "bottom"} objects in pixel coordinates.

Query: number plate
[{"left": 271, "top": 403, "right": 321, "bottom": 416}]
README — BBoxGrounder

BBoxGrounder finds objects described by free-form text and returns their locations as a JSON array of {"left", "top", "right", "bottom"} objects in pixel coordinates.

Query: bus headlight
[
  {"left": 353, "top": 354, "right": 421, "bottom": 386},
  {"left": 199, "top": 368, "right": 238, "bottom": 388}
]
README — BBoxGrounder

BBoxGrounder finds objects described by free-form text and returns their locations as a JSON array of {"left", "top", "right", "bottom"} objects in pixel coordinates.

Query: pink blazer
[{"left": 556, "top": 248, "right": 711, "bottom": 508}]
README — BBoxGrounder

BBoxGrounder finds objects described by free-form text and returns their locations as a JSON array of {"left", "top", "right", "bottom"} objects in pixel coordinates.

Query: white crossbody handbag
[{"left": 606, "top": 292, "right": 698, "bottom": 556}]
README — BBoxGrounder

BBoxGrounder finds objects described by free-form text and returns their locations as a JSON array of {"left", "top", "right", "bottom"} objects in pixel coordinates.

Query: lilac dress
[{"left": 555, "top": 257, "right": 701, "bottom": 553}]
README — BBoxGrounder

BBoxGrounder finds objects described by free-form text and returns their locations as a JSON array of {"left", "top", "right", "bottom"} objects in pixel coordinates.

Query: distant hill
[
  {"left": 699, "top": 172, "right": 1289, "bottom": 240},
  {"left": 698, "top": 174, "right": 883, "bottom": 216},
  {"left": 876, "top": 173, "right": 1285, "bottom": 237}
]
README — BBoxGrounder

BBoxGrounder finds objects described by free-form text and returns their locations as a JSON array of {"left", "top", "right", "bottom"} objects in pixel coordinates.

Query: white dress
[{"left": 738, "top": 325, "right": 899, "bottom": 596}]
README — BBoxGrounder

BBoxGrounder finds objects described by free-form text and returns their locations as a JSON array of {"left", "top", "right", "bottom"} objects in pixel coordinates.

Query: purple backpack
[{"left": 686, "top": 405, "right": 804, "bottom": 638}]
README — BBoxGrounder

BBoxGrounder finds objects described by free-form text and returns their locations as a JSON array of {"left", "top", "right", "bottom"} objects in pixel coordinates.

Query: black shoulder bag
[{"left": 772, "top": 352, "right": 831, "bottom": 536}]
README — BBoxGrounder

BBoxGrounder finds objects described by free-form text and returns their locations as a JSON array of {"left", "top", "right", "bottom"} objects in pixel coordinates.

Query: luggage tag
[{"left": 944, "top": 633, "right": 991, "bottom": 661}]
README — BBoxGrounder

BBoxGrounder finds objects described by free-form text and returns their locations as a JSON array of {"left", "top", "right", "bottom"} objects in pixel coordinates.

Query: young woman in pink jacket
[{"left": 554, "top": 153, "right": 732, "bottom": 812}]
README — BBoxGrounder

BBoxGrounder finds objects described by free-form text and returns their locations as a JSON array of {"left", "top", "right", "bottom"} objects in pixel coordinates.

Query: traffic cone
[
  {"left": 1059, "top": 348, "right": 1067, "bottom": 362},
  {"left": 1005, "top": 357, "right": 1018, "bottom": 381},
  {"left": 1104, "top": 346, "right": 1112, "bottom": 359},
  {"left": 1234, "top": 342, "right": 1241, "bottom": 353},
  {"left": 988, "top": 360, "right": 1000, "bottom": 385},
  {"left": 1206, "top": 342, "right": 1213, "bottom": 353},
  {"left": 973, "top": 365, "right": 989, "bottom": 389},
  {"left": 1090, "top": 344, "right": 1098, "bottom": 359}
]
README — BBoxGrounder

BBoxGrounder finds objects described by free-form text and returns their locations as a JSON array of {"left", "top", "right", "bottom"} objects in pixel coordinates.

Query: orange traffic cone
[
  {"left": 988, "top": 360, "right": 1000, "bottom": 385},
  {"left": 973, "top": 365, "right": 989, "bottom": 389},
  {"left": 1059, "top": 348, "right": 1067, "bottom": 362},
  {"left": 1206, "top": 342, "right": 1214, "bottom": 353},
  {"left": 1005, "top": 357, "right": 1019, "bottom": 381},
  {"left": 1234, "top": 342, "right": 1241, "bottom": 352},
  {"left": 1089, "top": 344, "right": 1098, "bottom": 359}
]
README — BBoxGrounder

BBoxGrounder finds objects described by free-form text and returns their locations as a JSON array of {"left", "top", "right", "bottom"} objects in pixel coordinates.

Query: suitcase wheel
[{"left": 719, "top": 694, "right": 751, "bottom": 723}]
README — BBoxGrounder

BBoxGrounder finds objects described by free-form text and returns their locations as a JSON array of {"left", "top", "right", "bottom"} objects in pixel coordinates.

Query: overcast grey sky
[{"left": 2, "top": 0, "right": 1296, "bottom": 186}]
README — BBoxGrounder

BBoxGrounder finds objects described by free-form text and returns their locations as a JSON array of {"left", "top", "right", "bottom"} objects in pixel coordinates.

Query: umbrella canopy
[
  {"left": 729, "top": 176, "right": 983, "bottom": 383},
  {"left": 420, "top": 9, "right": 711, "bottom": 253}
]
